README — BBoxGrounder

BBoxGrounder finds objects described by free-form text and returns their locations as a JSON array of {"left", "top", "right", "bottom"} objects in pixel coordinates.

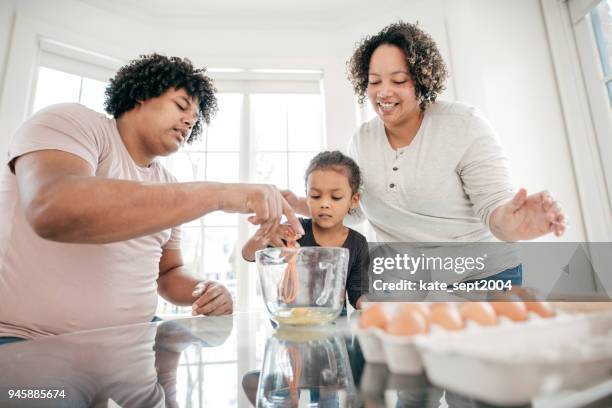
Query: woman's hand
[{"left": 490, "top": 188, "right": 566, "bottom": 241}]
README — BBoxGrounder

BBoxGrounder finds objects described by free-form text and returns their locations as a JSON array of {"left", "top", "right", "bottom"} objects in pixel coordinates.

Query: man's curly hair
[
  {"left": 347, "top": 21, "right": 447, "bottom": 111},
  {"left": 104, "top": 53, "right": 217, "bottom": 144}
]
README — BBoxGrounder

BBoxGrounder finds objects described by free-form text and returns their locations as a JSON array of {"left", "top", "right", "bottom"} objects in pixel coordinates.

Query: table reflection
[
  {"left": 0, "top": 317, "right": 232, "bottom": 407},
  {"left": 251, "top": 327, "right": 359, "bottom": 407},
  {"left": 0, "top": 312, "right": 610, "bottom": 407}
]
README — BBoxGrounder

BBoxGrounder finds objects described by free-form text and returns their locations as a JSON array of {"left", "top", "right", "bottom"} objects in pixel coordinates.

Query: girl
[{"left": 242, "top": 151, "right": 369, "bottom": 310}]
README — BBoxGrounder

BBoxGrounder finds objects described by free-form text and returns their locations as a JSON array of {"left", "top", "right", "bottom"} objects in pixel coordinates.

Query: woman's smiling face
[{"left": 367, "top": 44, "right": 421, "bottom": 127}]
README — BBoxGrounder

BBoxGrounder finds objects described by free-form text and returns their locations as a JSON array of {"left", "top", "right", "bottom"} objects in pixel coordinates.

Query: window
[
  {"left": 571, "top": 0, "right": 612, "bottom": 213},
  {"left": 31, "top": 63, "right": 326, "bottom": 316},
  {"left": 160, "top": 88, "right": 325, "bottom": 316},
  {"left": 32, "top": 66, "right": 108, "bottom": 114},
  {"left": 589, "top": 0, "right": 612, "bottom": 103}
]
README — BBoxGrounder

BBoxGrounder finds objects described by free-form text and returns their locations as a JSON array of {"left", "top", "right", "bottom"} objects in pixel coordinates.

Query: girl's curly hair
[
  {"left": 104, "top": 53, "right": 217, "bottom": 144},
  {"left": 347, "top": 21, "right": 448, "bottom": 111},
  {"left": 305, "top": 151, "right": 362, "bottom": 196}
]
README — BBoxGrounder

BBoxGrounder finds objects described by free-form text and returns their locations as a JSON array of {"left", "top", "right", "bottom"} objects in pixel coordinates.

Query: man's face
[{"left": 135, "top": 87, "right": 200, "bottom": 157}]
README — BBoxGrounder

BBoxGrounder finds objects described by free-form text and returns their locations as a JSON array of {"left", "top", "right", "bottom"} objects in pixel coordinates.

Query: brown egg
[
  {"left": 386, "top": 306, "right": 429, "bottom": 336},
  {"left": 359, "top": 303, "right": 388, "bottom": 329},
  {"left": 397, "top": 303, "right": 431, "bottom": 320},
  {"left": 430, "top": 302, "right": 454, "bottom": 310},
  {"left": 490, "top": 301, "right": 528, "bottom": 322},
  {"left": 459, "top": 302, "right": 498, "bottom": 326},
  {"left": 525, "top": 301, "right": 556, "bottom": 318},
  {"left": 509, "top": 286, "right": 542, "bottom": 301},
  {"left": 429, "top": 304, "right": 464, "bottom": 331}
]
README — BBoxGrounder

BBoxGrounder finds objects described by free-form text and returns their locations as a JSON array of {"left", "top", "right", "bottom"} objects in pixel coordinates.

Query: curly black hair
[
  {"left": 305, "top": 151, "right": 362, "bottom": 195},
  {"left": 347, "top": 21, "right": 447, "bottom": 111},
  {"left": 104, "top": 53, "right": 217, "bottom": 144}
]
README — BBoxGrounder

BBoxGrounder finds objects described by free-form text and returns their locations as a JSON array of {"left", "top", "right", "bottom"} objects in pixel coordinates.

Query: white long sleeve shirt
[{"left": 347, "top": 101, "right": 520, "bottom": 280}]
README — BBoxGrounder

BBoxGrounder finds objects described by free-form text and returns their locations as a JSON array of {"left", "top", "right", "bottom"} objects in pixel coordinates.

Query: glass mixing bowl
[{"left": 255, "top": 247, "right": 349, "bottom": 325}]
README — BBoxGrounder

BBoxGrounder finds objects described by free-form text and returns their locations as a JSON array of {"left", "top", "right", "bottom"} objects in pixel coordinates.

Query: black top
[{"left": 296, "top": 218, "right": 369, "bottom": 309}]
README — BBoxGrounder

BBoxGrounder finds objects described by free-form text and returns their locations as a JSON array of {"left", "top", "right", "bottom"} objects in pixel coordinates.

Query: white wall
[
  {"left": 0, "top": 0, "right": 589, "bottom": 241},
  {"left": 0, "top": 0, "right": 17, "bottom": 101},
  {"left": 443, "top": 0, "right": 587, "bottom": 242}
]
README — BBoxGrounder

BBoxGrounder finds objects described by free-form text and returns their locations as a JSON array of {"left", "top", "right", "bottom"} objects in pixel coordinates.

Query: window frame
[
  {"left": 572, "top": 2, "right": 612, "bottom": 210},
  {"left": 541, "top": 0, "right": 612, "bottom": 242},
  {"left": 210, "top": 75, "right": 326, "bottom": 313}
]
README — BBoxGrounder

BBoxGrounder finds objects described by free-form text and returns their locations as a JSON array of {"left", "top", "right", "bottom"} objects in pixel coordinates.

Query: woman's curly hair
[
  {"left": 347, "top": 21, "right": 448, "bottom": 111},
  {"left": 104, "top": 53, "right": 217, "bottom": 144}
]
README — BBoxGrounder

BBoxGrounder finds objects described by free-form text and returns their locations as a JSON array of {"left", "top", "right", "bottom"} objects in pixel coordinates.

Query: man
[{"left": 0, "top": 54, "right": 303, "bottom": 342}]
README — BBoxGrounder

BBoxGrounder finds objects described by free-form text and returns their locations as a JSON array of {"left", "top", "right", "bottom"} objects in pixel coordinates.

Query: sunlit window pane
[
  {"left": 591, "top": 1, "right": 612, "bottom": 101},
  {"left": 287, "top": 94, "right": 323, "bottom": 151},
  {"left": 175, "top": 352, "right": 237, "bottom": 406},
  {"left": 288, "top": 152, "right": 317, "bottom": 195},
  {"left": 165, "top": 151, "right": 207, "bottom": 182},
  {"left": 594, "top": 1, "right": 612, "bottom": 74},
  {"left": 251, "top": 94, "right": 288, "bottom": 151},
  {"left": 205, "top": 93, "right": 242, "bottom": 152},
  {"left": 201, "top": 364, "right": 237, "bottom": 406},
  {"left": 32, "top": 67, "right": 81, "bottom": 114},
  {"left": 80, "top": 77, "right": 108, "bottom": 114},
  {"left": 255, "top": 152, "right": 288, "bottom": 188},
  {"left": 176, "top": 226, "right": 237, "bottom": 293},
  {"left": 206, "top": 152, "right": 240, "bottom": 183},
  {"left": 202, "top": 227, "right": 238, "bottom": 286},
  {"left": 181, "top": 225, "right": 207, "bottom": 279}
]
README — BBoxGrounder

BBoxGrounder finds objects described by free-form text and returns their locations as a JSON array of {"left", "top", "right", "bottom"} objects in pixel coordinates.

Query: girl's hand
[
  {"left": 491, "top": 188, "right": 566, "bottom": 241},
  {"left": 254, "top": 223, "right": 300, "bottom": 248}
]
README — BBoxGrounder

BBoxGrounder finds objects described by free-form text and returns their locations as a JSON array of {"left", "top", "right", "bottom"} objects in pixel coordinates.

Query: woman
[{"left": 285, "top": 21, "right": 565, "bottom": 285}]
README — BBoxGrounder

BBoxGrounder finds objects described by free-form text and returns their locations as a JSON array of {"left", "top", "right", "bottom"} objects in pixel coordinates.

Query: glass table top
[{"left": 0, "top": 311, "right": 611, "bottom": 407}]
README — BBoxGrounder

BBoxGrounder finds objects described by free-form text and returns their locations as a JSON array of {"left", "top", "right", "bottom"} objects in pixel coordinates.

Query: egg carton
[
  {"left": 414, "top": 310, "right": 612, "bottom": 406},
  {"left": 354, "top": 302, "right": 581, "bottom": 376}
]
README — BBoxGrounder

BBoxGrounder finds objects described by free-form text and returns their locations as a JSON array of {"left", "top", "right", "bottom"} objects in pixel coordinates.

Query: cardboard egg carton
[{"left": 353, "top": 302, "right": 612, "bottom": 404}]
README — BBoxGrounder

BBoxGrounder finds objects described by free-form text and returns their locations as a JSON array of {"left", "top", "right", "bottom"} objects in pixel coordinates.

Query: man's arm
[
  {"left": 157, "top": 247, "right": 233, "bottom": 315},
  {"left": 14, "top": 150, "right": 302, "bottom": 243}
]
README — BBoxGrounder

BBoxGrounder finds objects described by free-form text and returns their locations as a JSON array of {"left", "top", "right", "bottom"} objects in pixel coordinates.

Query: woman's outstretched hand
[{"left": 490, "top": 188, "right": 566, "bottom": 241}]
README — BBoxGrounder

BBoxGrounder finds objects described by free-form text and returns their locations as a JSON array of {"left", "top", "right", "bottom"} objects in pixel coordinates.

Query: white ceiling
[{"left": 77, "top": 0, "right": 414, "bottom": 30}]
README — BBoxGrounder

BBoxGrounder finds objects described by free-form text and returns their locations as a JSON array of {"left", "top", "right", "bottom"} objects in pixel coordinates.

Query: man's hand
[
  {"left": 191, "top": 281, "right": 233, "bottom": 316},
  {"left": 254, "top": 224, "right": 299, "bottom": 248},
  {"left": 220, "top": 184, "right": 304, "bottom": 240},
  {"left": 490, "top": 188, "right": 566, "bottom": 241}
]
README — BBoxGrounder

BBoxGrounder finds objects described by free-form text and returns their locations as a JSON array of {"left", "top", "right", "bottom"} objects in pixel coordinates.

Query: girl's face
[
  {"left": 366, "top": 44, "right": 421, "bottom": 127},
  {"left": 306, "top": 169, "right": 359, "bottom": 230}
]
